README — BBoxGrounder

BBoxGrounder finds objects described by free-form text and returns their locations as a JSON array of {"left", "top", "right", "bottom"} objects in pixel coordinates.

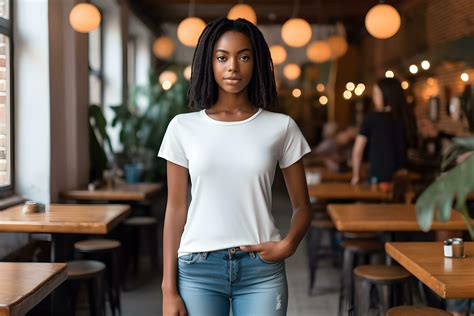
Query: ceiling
[{"left": 129, "top": 0, "right": 405, "bottom": 41}]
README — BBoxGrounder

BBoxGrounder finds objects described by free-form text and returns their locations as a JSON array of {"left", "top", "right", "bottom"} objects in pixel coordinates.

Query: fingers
[{"left": 240, "top": 244, "right": 264, "bottom": 252}]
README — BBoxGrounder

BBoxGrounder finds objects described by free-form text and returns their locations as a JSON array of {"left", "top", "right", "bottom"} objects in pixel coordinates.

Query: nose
[{"left": 228, "top": 58, "right": 239, "bottom": 73}]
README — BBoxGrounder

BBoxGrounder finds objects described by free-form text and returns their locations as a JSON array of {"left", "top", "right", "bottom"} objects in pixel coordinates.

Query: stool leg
[
  {"left": 354, "top": 278, "right": 371, "bottom": 316},
  {"left": 306, "top": 226, "right": 320, "bottom": 294},
  {"left": 149, "top": 224, "right": 159, "bottom": 270},
  {"left": 132, "top": 228, "right": 140, "bottom": 275},
  {"left": 376, "top": 284, "right": 392, "bottom": 315},
  {"left": 112, "top": 249, "right": 122, "bottom": 315},
  {"left": 339, "top": 250, "right": 355, "bottom": 316}
]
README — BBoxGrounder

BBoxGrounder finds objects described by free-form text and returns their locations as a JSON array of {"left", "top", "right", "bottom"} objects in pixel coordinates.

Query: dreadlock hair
[{"left": 187, "top": 17, "right": 278, "bottom": 110}]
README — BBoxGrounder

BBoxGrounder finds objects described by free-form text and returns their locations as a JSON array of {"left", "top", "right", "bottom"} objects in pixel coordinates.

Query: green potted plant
[
  {"left": 110, "top": 68, "right": 189, "bottom": 182},
  {"left": 416, "top": 84, "right": 474, "bottom": 240}
]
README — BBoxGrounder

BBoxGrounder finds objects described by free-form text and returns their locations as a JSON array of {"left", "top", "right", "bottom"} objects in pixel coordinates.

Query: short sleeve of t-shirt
[
  {"left": 279, "top": 116, "right": 312, "bottom": 169},
  {"left": 359, "top": 113, "right": 372, "bottom": 138},
  {"left": 157, "top": 117, "right": 188, "bottom": 168}
]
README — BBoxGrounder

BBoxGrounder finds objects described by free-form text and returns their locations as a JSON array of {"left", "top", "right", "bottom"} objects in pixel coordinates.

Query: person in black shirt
[{"left": 351, "top": 78, "right": 409, "bottom": 184}]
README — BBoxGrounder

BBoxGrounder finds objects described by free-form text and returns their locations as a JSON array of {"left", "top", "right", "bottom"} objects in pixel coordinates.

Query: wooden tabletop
[
  {"left": 305, "top": 165, "right": 421, "bottom": 183},
  {"left": 60, "top": 182, "right": 163, "bottom": 201},
  {"left": 0, "top": 204, "right": 131, "bottom": 234},
  {"left": 328, "top": 204, "right": 473, "bottom": 232},
  {"left": 308, "top": 182, "right": 392, "bottom": 201},
  {"left": 0, "top": 262, "right": 67, "bottom": 316},
  {"left": 386, "top": 242, "right": 474, "bottom": 299}
]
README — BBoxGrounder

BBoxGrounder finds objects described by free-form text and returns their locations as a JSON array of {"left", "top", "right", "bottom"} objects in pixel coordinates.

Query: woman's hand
[
  {"left": 240, "top": 240, "right": 295, "bottom": 263},
  {"left": 163, "top": 291, "right": 187, "bottom": 316},
  {"left": 351, "top": 175, "right": 359, "bottom": 186}
]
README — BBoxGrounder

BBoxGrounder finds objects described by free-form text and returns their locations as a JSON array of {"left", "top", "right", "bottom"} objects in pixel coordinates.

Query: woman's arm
[
  {"left": 240, "top": 159, "right": 312, "bottom": 261},
  {"left": 280, "top": 159, "right": 313, "bottom": 254},
  {"left": 351, "top": 135, "right": 367, "bottom": 185},
  {"left": 161, "top": 161, "right": 189, "bottom": 315}
]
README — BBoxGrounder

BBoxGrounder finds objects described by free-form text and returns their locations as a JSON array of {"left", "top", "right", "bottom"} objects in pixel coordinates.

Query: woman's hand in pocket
[
  {"left": 163, "top": 291, "right": 187, "bottom": 316},
  {"left": 240, "top": 240, "right": 294, "bottom": 263}
]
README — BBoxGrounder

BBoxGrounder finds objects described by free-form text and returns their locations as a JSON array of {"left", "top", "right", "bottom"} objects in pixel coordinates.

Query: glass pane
[
  {"left": 89, "top": 26, "right": 101, "bottom": 71},
  {"left": 0, "top": 34, "right": 10, "bottom": 187},
  {"left": 127, "top": 39, "right": 136, "bottom": 88},
  {"left": 89, "top": 74, "right": 102, "bottom": 105},
  {"left": 0, "top": 0, "right": 8, "bottom": 19}
]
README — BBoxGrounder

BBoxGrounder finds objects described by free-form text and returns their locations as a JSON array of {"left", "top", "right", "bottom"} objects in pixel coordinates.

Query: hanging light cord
[
  {"left": 290, "top": 0, "right": 300, "bottom": 18},
  {"left": 188, "top": 0, "right": 195, "bottom": 17}
]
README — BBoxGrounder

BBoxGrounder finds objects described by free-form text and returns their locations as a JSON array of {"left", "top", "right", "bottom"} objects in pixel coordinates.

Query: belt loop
[
  {"left": 249, "top": 251, "right": 256, "bottom": 259},
  {"left": 201, "top": 252, "right": 208, "bottom": 259}
]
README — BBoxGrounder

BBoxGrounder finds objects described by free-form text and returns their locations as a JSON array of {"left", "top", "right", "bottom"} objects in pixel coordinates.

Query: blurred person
[{"left": 351, "top": 78, "right": 409, "bottom": 185}]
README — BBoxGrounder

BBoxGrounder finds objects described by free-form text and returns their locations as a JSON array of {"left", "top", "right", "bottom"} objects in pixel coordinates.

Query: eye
[
  {"left": 216, "top": 55, "right": 227, "bottom": 62},
  {"left": 240, "top": 55, "right": 250, "bottom": 61}
]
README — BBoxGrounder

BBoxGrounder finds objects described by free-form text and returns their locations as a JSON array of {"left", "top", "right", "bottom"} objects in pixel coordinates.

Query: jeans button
[{"left": 229, "top": 247, "right": 236, "bottom": 254}]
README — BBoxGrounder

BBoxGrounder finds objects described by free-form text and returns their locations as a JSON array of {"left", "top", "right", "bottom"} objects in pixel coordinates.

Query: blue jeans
[{"left": 177, "top": 247, "right": 288, "bottom": 316}]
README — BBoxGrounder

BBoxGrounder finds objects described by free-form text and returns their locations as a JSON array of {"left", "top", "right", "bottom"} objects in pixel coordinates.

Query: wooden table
[
  {"left": 328, "top": 204, "right": 473, "bottom": 232},
  {"left": 305, "top": 166, "right": 421, "bottom": 183},
  {"left": 0, "top": 262, "right": 67, "bottom": 316},
  {"left": 308, "top": 183, "right": 392, "bottom": 201},
  {"left": 0, "top": 204, "right": 130, "bottom": 261},
  {"left": 386, "top": 242, "right": 474, "bottom": 299},
  {"left": 60, "top": 182, "right": 163, "bottom": 202}
]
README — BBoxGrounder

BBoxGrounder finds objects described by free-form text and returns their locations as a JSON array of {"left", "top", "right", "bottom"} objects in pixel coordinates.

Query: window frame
[
  {"left": 0, "top": 0, "right": 14, "bottom": 197},
  {"left": 88, "top": 8, "right": 104, "bottom": 107}
]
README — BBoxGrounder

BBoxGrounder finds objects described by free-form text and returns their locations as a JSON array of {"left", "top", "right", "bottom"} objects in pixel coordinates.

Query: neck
[{"left": 212, "top": 88, "right": 254, "bottom": 111}]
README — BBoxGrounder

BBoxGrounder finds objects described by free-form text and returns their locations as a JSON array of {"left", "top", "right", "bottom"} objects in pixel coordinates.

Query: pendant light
[
  {"left": 177, "top": 0, "right": 206, "bottom": 47},
  {"left": 69, "top": 3, "right": 101, "bottom": 33},
  {"left": 365, "top": 3, "right": 401, "bottom": 39}
]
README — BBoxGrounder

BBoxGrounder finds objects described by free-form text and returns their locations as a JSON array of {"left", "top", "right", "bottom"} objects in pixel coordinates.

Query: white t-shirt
[{"left": 157, "top": 107, "right": 311, "bottom": 256}]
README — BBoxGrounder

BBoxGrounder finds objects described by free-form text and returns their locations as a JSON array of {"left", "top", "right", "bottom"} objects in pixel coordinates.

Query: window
[
  {"left": 0, "top": 0, "right": 12, "bottom": 192},
  {"left": 127, "top": 36, "right": 136, "bottom": 89},
  {"left": 89, "top": 18, "right": 103, "bottom": 106}
]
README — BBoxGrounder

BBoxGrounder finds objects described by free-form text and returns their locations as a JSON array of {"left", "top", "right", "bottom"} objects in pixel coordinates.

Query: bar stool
[
  {"left": 123, "top": 216, "right": 159, "bottom": 274},
  {"left": 66, "top": 260, "right": 106, "bottom": 316},
  {"left": 306, "top": 217, "right": 336, "bottom": 294},
  {"left": 74, "top": 239, "right": 122, "bottom": 316},
  {"left": 338, "top": 239, "right": 385, "bottom": 316},
  {"left": 386, "top": 305, "right": 451, "bottom": 316},
  {"left": 353, "top": 265, "right": 412, "bottom": 316}
]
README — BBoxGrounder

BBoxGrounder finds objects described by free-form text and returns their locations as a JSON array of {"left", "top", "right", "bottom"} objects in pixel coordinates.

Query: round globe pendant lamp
[
  {"left": 365, "top": 4, "right": 401, "bottom": 39},
  {"left": 69, "top": 3, "right": 101, "bottom": 33}
]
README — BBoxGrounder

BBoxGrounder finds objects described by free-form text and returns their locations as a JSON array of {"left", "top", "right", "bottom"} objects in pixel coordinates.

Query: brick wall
[{"left": 361, "top": 0, "right": 474, "bottom": 135}]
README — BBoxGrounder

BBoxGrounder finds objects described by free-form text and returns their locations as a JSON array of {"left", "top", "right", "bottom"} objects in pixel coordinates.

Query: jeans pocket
[
  {"left": 178, "top": 253, "right": 199, "bottom": 264},
  {"left": 256, "top": 252, "right": 281, "bottom": 264}
]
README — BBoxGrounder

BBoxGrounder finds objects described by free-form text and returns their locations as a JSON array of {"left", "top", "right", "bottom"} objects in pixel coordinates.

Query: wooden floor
[{"left": 103, "top": 171, "right": 340, "bottom": 315}]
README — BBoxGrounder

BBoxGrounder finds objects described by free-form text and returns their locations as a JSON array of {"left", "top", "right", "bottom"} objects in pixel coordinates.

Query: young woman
[
  {"left": 351, "top": 77, "right": 409, "bottom": 185},
  {"left": 158, "top": 18, "right": 312, "bottom": 316}
]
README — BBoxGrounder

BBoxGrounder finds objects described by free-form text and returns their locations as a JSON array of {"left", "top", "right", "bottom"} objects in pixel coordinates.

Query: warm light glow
[
  {"left": 153, "top": 36, "right": 175, "bottom": 60},
  {"left": 356, "top": 83, "right": 365, "bottom": 92},
  {"left": 319, "top": 96, "right": 328, "bottom": 105},
  {"left": 269, "top": 45, "right": 287, "bottom": 65},
  {"left": 306, "top": 41, "right": 331, "bottom": 63},
  {"left": 162, "top": 81, "right": 172, "bottom": 90},
  {"left": 281, "top": 18, "right": 312, "bottom": 47},
  {"left": 401, "top": 81, "right": 409, "bottom": 89},
  {"left": 365, "top": 4, "right": 401, "bottom": 39},
  {"left": 292, "top": 88, "right": 302, "bottom": 98},
  {"left": 316, "top": 83, "right": 325, "bottom": 92},
  {"left": 159, "top": 71, "right": 177, "bottom": 88},
  {"left": 327, "top": 35, "right": 348, "bottom": 59},
  {"left": 343, "top": 90, "right": 352, "bottom": 100},
  {"left": 177, "top": 17, "right": 206, "bottom": 47},
  {"left": 461, "top": 72, "right": 469, "bottom": 82},
  {"left": 354, "top": 88, "right": 363, "bottom": 96},
  {"left": 421, "top": 60, "right": 430, "bottom": 70},
  {"left": 385, "top": 70, "right": 394, "bottom": 78},
  {"left": 409, "top": 64, "right": 419, "bottom": 74},
  {"left": 283, "top": 64, "right": 301, "bottom": 80},
  {"left": 183, "top": 65, "right": 192, "bottom": 81},
  {"left": 227, "top": 3, "right": 257, "bottom": 25},
  {"left": 346, "top": 82, "right": 355, "bottom": 91},
  {"left": 69, "top": 3, "right": 101, "bottom": 33}
]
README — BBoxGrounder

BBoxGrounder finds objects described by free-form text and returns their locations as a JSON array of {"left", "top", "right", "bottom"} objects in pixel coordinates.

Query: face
[
  {"left": 212, "top": 31, "right": 254, "bottom": 95},
  {"left": 372, "top": 84, "right": 384, "bottom": 111}
]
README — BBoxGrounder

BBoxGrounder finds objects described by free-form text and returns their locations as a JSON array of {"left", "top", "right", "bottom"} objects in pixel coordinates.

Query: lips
[{"left": 223, "top": 77, "right": 242, "bottom": 85}]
